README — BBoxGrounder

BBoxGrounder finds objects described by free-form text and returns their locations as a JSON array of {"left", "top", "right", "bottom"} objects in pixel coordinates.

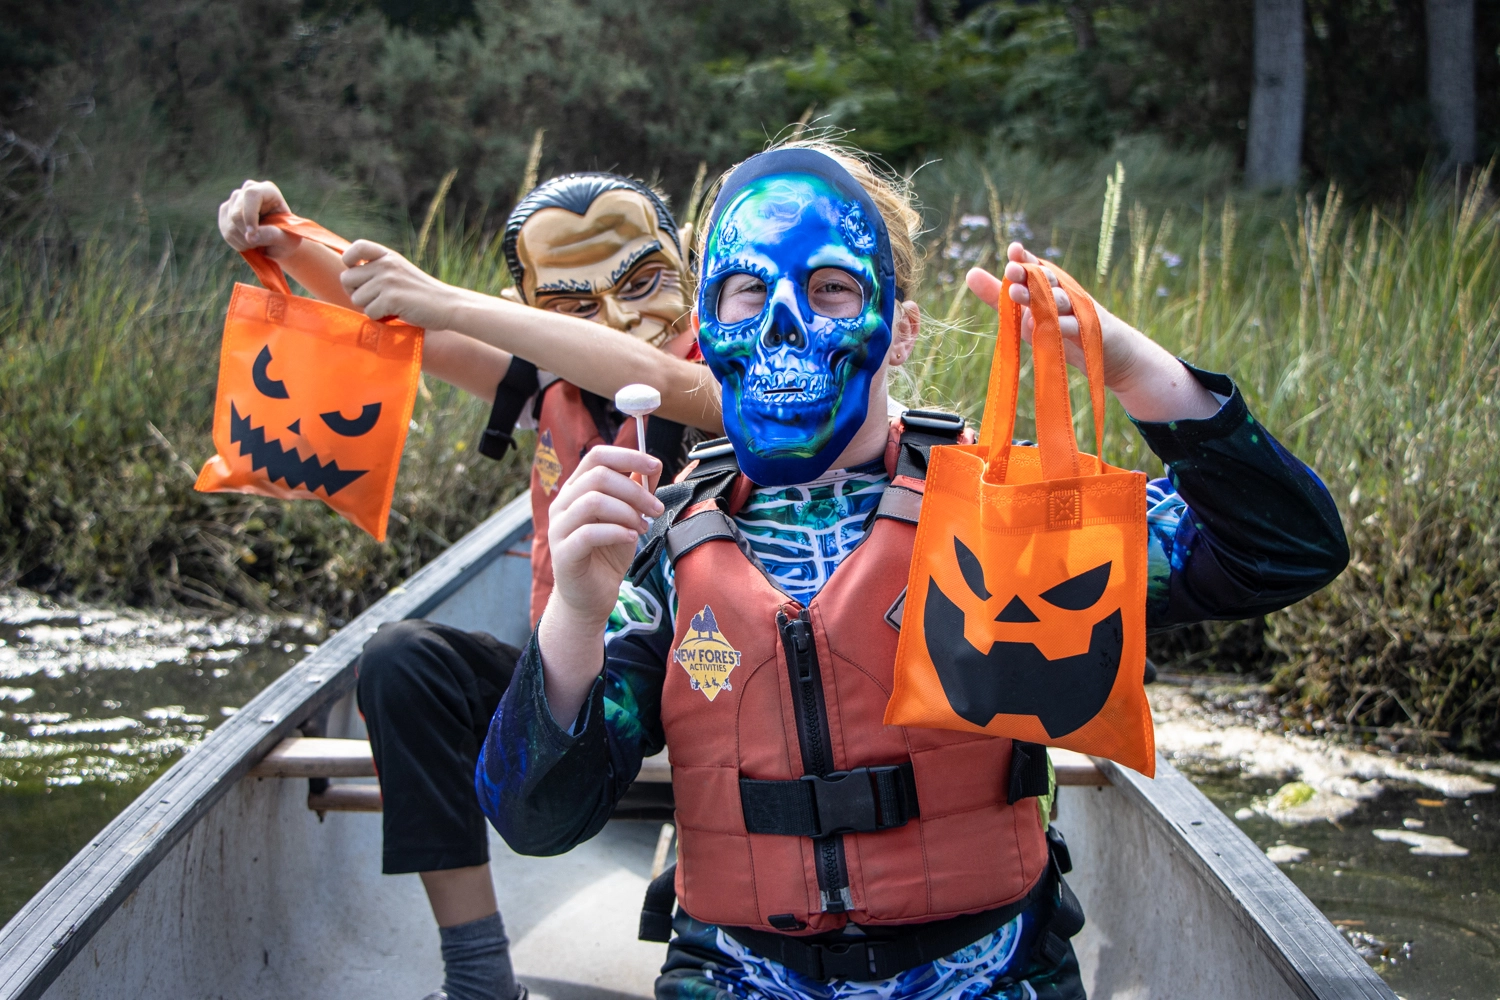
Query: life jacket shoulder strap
[
  {"left": 626, "top": 436, "right": 743, "bottom": 584},
  {"left": 477, "top": 358, "right": 541, "bottom": 460},
  {"left": 871, "top": 409, "right": 966, "bottom": 526}
]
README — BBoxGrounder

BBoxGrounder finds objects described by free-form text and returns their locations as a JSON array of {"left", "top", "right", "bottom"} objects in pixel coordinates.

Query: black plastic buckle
[
  {"left": 812, "top": 940, "right": 878, "bottom": 980},
  {"left": 687, "top": 438, "right": 735, "bottom": 461},
  {"left": 901, "top": 409, "right": 966, "bottom": 434},
  {"left": 800, "top": 765, "right": 909, "bottom": 836},
  {"left": 478, "top": 428, "right": 517, "bottom": 460}
]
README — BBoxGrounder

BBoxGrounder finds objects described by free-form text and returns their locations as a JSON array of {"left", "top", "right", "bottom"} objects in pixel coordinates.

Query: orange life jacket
[{"left": 656, "top": 415, "right": 1050, "bottom": 937}]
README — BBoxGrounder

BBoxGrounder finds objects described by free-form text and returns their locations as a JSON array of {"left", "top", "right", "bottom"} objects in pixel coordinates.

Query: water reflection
[
  {"left": 1192, "top": 773, "right": 1499, "bottom": 998},
  {"left": 0, "top": 589, "right": 313, "bottom": 924},
  {"left": 1154, "top": 677, "right": 1499, "bottom": 999}
]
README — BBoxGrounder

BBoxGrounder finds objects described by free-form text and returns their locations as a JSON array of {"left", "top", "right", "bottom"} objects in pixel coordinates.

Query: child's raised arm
[
  {"left": 217, "top": 180, "right": 514, "bottom": 403},
  {"left": 338, "top": 240, "right": 722, "bottom": 433},
  {"left": 966, "top": 242, "right": 1220, "bottom": 424}
]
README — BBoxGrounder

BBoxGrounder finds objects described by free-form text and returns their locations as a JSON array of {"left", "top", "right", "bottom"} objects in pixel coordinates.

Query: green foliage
[{"left": 905, "top": 142, "right": 1500, "bottom": 753}]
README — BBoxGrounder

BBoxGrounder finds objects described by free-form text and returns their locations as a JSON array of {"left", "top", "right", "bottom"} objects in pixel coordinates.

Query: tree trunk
[
  {"left": 1066, "top": 3, "right": 1098, "bottom": 52},
  {"left": 1426, "top": 0, "right": 1476, "bottom": 168},
  {"left": 1245, "top": 0, "right": 1305, "bottom": 190}
]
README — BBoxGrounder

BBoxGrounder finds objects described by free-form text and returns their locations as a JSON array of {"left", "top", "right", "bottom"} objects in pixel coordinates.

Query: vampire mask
[
  {"left": 504, "top": 173, "right": 688, "bottom": 349},
  {"left": 697, "top": 148, "right": 898, "bottom": 486}
]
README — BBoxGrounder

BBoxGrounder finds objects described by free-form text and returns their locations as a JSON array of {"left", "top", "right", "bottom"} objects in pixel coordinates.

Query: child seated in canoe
[
  {"left": 474, "top": 140, "right": 1349, "bottom": 1000},
  {"left": 219, "top": 174, "right": 718, "bottom": 1000}
]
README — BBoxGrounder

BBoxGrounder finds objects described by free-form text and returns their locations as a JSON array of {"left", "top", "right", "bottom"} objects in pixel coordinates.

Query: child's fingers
[
  {"left": 342, "top": 239, "right": 391, "bottom": 269},
  {"left": 241, "top": 187, "right": 264, "bottom": 240},
  {"left": 554, "top": 448, "right": 663, "bottom": 515},
  {"left": 963, "top": 267, "right": 1005, "bottom": 309},
  {"left": 1007, "top": 241, "right": 1041, "bottom": 266},
  {"left": 553, "top": 522, "right": 641, "bottom": 565},
  {"left": 550, "top": 491, "right": 651, "bottom": 541}
]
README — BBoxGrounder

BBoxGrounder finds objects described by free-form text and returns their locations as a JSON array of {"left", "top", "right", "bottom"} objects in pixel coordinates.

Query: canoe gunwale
[
  {"left": 1095, "top": 757, "right": 1397, "bottom": 1000},
  {"left": 0, "top": 495, "right": 534, "bottom": 1000}
]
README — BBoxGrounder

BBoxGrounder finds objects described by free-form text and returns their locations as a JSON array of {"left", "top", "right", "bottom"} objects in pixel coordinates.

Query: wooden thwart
[
  {"left": 249, "top": 737, "right": 377, "bottom": 778},
  {"left": 249, "top": 737, "right": 1107, "bottom": 812},
  {"left": 309, "top": 785, "right": 382, "bottom": 812}
]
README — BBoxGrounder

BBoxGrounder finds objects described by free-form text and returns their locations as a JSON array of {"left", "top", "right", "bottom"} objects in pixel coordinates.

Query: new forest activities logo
[
  {"left": 674, "top": 605, "right": 741, "bottom": 701},
  {"left": 534, "top": 429, "right": 563, "bottom": 494}
]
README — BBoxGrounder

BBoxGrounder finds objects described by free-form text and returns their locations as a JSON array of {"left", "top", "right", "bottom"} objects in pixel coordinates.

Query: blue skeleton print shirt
[{"left": 476, "top": 364, "right": 1348, "bottom": 999}]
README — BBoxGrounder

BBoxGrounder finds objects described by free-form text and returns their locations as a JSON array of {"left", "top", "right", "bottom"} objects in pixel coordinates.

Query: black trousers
[{"left": 355, "top": 619, "right": 520, "bottom": 875}]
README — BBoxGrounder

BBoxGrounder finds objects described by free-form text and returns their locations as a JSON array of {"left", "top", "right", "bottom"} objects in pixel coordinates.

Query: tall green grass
[
  {"left": 903, "top": 142, "right": 1500, "bottom": 753},
  {"left": 2, "top": 142, "right": 1496, "bottom": 751},
  {"left": 0, "top": 228, "right": 530, "bottom": 624}
]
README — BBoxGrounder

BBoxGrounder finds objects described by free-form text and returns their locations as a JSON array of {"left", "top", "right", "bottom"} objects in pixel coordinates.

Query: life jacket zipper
[{"left": 777, "top": 608, "right": 851, "bottom": 914}]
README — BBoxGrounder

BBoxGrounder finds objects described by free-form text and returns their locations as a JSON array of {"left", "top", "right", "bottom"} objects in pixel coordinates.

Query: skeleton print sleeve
[
  {"left": 476, "top": 565, "right": 673, "bottom": 855},
  {"left": 1137, "top": 363, "right": 1349, "bottom": 630}
]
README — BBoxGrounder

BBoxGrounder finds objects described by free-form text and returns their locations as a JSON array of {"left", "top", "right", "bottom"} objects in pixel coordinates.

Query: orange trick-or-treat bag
[
  {"left": 194, "top": 213, "right": 423, "bottom": 542},
  {"left": 886, "top": 261, "right": 1154, "bottom": 775}
]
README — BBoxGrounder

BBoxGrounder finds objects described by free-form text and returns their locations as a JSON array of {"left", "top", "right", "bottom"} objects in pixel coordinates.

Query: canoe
[{"left": 0, "top": 495, "right": 1397, "bottom": 1000}]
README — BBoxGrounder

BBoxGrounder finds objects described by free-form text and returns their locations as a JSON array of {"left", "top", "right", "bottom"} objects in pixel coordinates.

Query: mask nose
[
  {"left": 759, "top": 278, "right": 807, "bottom": 351},
  {"left": 600, "top": 295, "right": 641, "bottom": 333}
]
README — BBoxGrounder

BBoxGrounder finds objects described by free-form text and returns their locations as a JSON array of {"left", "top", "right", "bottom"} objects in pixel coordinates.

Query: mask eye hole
[
  {"left": 716, "top": 273, "right": 767, "bottom": 323},
  {"left": 1038, "top": 562, "right": 1112, "bottom": 611},
  {"left": 320, "top": 402, "right": 382, "bottom": 437},
  {"left": 807, "top": 267, "right": 864, "bottom": 319}
]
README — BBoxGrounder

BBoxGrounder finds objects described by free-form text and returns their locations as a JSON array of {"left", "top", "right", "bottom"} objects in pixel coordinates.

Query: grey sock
[{"left": 439, "top": 912, "right": 517, "bottom": 1000}]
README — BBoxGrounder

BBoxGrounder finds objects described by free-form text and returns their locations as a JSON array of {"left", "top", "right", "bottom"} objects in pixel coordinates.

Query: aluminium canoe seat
[
  {"left": 246, "top": 738, "right": 1102, "bottom": 813},
  {"left": 247, "top": 737, "right": 678, "bottom": 812}
]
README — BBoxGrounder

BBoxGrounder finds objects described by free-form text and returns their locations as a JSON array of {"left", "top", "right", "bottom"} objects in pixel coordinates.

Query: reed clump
[
  {"left": 908, "top": 144, "right": 1500, "bottom": 755},
  {"left": 2, "top": 141, "right": 1496, "bottom": 752},
  {"left": 0, "top": 226, "right": 530, "bottom": 626}
]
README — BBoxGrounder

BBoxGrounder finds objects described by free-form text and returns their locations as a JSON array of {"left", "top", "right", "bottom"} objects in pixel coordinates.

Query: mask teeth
[{"left": 750, "top": 372, "right": 832, "bottom": 398}]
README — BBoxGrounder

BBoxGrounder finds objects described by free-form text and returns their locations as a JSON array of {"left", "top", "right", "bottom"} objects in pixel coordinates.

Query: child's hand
[
  {"left": 533, "top": 446, "right": 663, "bottom": 724},
  {"left": 339, "top": 240, "right": 459, "bottom": 329},
  {"left": 966, "top": 242, "right": 1219, "bottom": 423},
  {"left": 218, "top": 180, "right": 300, "bottom": 260},
  {"left": 546, "top": 446, "right": 664, "bottom": 625}
]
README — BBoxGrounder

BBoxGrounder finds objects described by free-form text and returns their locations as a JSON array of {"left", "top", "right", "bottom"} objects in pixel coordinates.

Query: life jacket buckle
[
  {"left": 800, "top": 764, "right": 914, "bottom": 836},
  {"left": 900, "top": 409, "right": 966, "bottom": 434},
  {"left": 810, "top": 940, "right": 880, "bottom": 980}
]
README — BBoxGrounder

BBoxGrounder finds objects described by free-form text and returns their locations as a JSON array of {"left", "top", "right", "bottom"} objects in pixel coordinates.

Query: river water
[{"left": 1, "top": 590, "right": 1496, "bottom": 998}]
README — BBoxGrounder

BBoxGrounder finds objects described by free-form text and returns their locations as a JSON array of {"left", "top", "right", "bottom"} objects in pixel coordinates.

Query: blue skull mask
[{"left": 697, "top": 149, "right": 896, "bottom": 486}]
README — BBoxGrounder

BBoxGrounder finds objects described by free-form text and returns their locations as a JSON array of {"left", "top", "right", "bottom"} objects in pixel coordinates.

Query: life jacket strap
[
  {"left": 873, "top": 485, "right": 922, "bottom": 525},
  {"left": 638, "top": 862, "right": 678, "bottom": 943},
  {"left": 894, "top": 409, "right": 966, "bottom": 481},
  {"left": 1008, "top": 741, "right": 1053, "bottom": 804},
  {"left": 665, "top": 508, "right": 737, "bottom": 563},
  {"left": 478, "top": 358, "right": 540, "bottom": 460},
  {"left": 740, "top": 762, "right": 919, "bottom": 838},
  {"left": 721, "top": 866, "right": 1053, "bottom": 982},
  {"left": 627, "top": 437, "right": 742, "bottom": 584}
]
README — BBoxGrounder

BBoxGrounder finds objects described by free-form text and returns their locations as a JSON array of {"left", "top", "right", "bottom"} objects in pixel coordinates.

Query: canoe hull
[{"left": 3, "top": 497, "right": 1395, "bottom": 1000}]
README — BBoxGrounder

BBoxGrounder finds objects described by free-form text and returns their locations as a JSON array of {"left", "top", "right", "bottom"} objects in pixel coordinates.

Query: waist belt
[
  {"left": 640, "top": 826, "right": 1084, "bottom": 982},
  {"left": 723, "top": 866, "right": 1053, "bottom": 981},
  {"left": 740, "top": 763, "right": 919, "bottom": 837}
]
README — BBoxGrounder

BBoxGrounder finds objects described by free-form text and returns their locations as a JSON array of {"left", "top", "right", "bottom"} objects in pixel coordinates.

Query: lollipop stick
[{"left": 615, "top": 383, "right": 662, "bottom": 495}]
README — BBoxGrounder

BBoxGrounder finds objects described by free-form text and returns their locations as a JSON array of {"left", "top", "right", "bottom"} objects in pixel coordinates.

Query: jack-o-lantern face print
[
  {"left": 196, "top": 279, "right": 423, "bottom": 542},
  {"left": 230, "top": 344, "right": 380, "bottom": 496},
  {"left": 924, "top": 537, "right": 1123, "bottom": 738}
]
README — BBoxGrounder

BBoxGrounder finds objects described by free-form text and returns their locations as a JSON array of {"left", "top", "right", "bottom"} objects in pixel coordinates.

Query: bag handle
[
  {"left": 239, "top": 212, "right": 353, "bottom": 297},
  {"left": 977, "top": 261, "right": 1107, "bottom": 482}
]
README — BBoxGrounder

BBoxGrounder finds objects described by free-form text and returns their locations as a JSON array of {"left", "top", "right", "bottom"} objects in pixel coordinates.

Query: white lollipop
[{"left": 615, "top": 383, "right": 662, "bottom": 460}]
